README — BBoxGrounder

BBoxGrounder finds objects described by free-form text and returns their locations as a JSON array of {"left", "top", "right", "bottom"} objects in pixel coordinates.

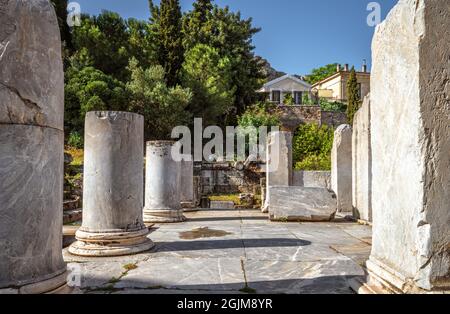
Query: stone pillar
[
  {"left": 262, "top": 131, "right": 293, "bottom": 213},
  {"left": 0, "top": 0, "right": 67, "bottom": 293},
  {"left": 143, "top": 141, "right": 186, "bottom": 223},
  {"left": 331, "top": 124, "right": 353, "bottom": 213},
  {"left": 365, "top": 0, "right": 449, "bottom": 293},
  {"left": 352, "top": 95, "right": 372, "bottom": 222},
  {"left": 180, "top": 159, "right": 197, "bottom": 212},
  {"left": 69, "top": 112, "right": 153, "bottom": 257}
]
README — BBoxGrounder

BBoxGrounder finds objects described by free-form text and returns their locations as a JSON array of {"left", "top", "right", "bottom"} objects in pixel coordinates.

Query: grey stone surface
[
  {"left": 66, "top": 209, "right": 371, "bottom": 294},
  {"left": 70, "top": 112, "right": 152, "bottom": 257},
  {"left": 369, "top": 0, "right": 450, "bottom": 292},
  {"left": 331, "top": 124, "right": 353, "bottom": 213},
  {"left": 210, "top": 201, "right": 235, "bottom": 209},
  {"left": 293, "top": 171, "right": 331, "bottom": 189},
  {"left": 144, "top": 141, "right": 185, "bottom": 223},
  {"left": 268, "top": 187, "right": 337, "bottom": 222},
  {"left": 0, "top": 0, "right": 64, "bottom": 130},
  {"left": 352, "top": 96, "right": 372, "bottom": 222},
  {"left": 0, "top": 0, "right": 66, "bottom": 292},
  {"left": 180, "top": 159, "right": 194, "bottom": 207},
  {"left": 0, "top": 125, "right": 66, "bottom": 288},
  {"left": 263, "top": 131, "right": 293, "bottom": 212}
]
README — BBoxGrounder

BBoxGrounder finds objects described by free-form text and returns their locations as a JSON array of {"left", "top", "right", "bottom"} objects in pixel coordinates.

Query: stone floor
[{"left": 64, "top": 209, "right": 372, "bottom": 294}]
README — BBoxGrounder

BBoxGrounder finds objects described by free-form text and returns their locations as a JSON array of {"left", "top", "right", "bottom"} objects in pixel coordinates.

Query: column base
[
  {"left": 0, "top": 271, "right": 68, "bottom": 294},
  {"left": 181, "top": 201, "right": 199, "bottom": 212},
  {"left": 350, "top": 257, "right": 449, "bottom": 294},
  {"left": 144, "top": 208, "right": 186, "bottom": 223},
  {"left": 69, "top": 228, "right": 154, "bottom": 257}
]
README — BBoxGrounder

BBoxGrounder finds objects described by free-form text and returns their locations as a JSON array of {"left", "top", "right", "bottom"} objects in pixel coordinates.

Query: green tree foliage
[
  {"left": 182, "top": 0, "right": 213, "bottom": 50},
  {"left": 183, "top": 3, "right": 265, "bottom": 121},
  {"left": 346, "top": 67, "right": 361, "bottom": 125},
  {"left": 127, "top": 59, "right": 192, "bottom": 140},
  {"left": 50, "top": 0, "right": 73, "bottom": 66},
  {"left": 149, "top": 0, "right": 185, "bottom": 86},
  {"left": 65, "top": 61, "right": 128, "bottom": 133},
  {"left": 305, "top": 63, "right": 339, "bottom": 85},
  {"left": 293, "top": 123, "right": 334, "bottom": 171},
  {"left": 72, "top": 12, "right": 153, "bottom": 81},
  {"left": 319, "top": 98, "right": 347, "bottom": 112},
  {"left": 283, "top": 93, "right": 294, "bottom": 105},
  {"left": 181, "top": 44, "right": 235, "bottom": 126},
  {"left": 238, "top": 103, "right": 280, "bottom": 129}
]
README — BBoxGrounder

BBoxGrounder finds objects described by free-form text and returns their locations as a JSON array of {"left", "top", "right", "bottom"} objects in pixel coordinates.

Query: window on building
[
  {"left": 357, "top": 83, "right": 362, "bottom": 99},
  {"left": 294, "top": 92, "right": 303, "bottom": 105},
  {"left": 272, "top": 90, "right": 281, "bottom": 103}
]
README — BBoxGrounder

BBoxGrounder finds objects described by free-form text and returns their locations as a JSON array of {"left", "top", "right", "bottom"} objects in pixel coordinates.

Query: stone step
[{"left": 268, "top": 186, "right": 337, "bottom": 222}]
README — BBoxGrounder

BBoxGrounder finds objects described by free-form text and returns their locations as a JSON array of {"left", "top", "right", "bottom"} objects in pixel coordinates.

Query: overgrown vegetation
[
  {"left": 293, "top": 123, "right": 334, "bottom": 171},
  {"left": 304, "top": 63, "right": 339, "bottom": 85},
  {"left": 346, "top": 67, "right": 361, "bottom": 125},
  {"left": 51, "top": 0, "right": 266, "bottom": 143}
]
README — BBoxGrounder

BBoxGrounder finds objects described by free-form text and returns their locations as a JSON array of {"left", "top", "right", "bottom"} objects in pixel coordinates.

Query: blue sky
[{"left": 75, "top": 0, "right": 398, "bottom": 75}]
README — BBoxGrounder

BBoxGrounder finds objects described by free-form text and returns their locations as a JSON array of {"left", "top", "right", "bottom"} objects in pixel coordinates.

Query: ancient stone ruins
[{"left": 0, "top": 0, "right": 448, "bottom": 294}]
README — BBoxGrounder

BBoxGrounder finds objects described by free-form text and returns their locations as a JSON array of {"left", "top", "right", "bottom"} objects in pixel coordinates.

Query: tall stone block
[
  {"left": 180, "top": 159, "right": 197, "bottom": 212},
  {"left": 262, "top": 131, "right": 293, "bottom": 213},
  {"left": 143, "top": 141, "right": 186, "bottom": 223},
  {"left": 331, "top": 125, "right": 353, "bottom": 213},
  {"left": 69, "top": 112, "right": 154, "bottom": 257},
  {"left": 352, "top": 96, "right": 372, "bottom": 222},
  {"left": 367, "top": 0, "right": 449, "bottom": 293},
  {"left": 0, "top": 0, "right": 67, "bottom": 293}
]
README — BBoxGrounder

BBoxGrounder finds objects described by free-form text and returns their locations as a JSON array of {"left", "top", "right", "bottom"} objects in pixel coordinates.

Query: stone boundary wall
[
  {"left": 197, "top": 162, "right": 263, "bottom": 195},
  {"left": 274, "top": 105, "right": 348, "bottom": 131}
]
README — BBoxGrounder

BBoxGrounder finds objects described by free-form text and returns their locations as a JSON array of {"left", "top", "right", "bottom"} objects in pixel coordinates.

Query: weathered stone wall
[
  {"left": 274, "top": 106, "right": 348, "bottom": 131},
  {"left": 368, "top": 0, "right": 449, "bottom": 292},
  {"left": 320, "top": 111, "right": 348, "bottom": 129},
  {"left": 276, "top": 105, "right": 321, "bottom": 131},
  {"left": 199, "top": 162, "right": 263, "bottom": 195},
  {"left": 352, "top": 95, "right": 372, "bottom": 222},
  {"left": 292, "top": 171, "right": 331, "bottom": 190}
]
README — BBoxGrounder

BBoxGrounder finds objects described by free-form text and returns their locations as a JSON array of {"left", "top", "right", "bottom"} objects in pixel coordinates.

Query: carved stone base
[
  {"left": 350, "top": 258, "right": 450, "bottom": 294},
  {"left": 0, "top": 271, "right": 68, "bottom": 295},
  {"left": 181, "top": 202, "right": 199, "bottom": 212},
  {"left": 69, "top": 228, "right": 154, "bottom": 257},
  {"left": 144, "top": 208, "right": 186, "bottom": 223}
]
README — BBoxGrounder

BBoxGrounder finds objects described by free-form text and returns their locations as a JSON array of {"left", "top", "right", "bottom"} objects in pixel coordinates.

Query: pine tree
[
  {"left": 149, "top": 0, "right": 185, "bottom": 87},
  {"left": 346, "top": 67, "right": 361, "bottom": 125},
  {"left": 182, "top": 0, "right": 213, "bottom": 50}
]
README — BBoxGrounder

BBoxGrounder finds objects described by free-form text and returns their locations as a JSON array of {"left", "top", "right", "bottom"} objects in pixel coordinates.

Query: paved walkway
[{"left": 64, "top": 209, "right": 372, "bottom": 294}]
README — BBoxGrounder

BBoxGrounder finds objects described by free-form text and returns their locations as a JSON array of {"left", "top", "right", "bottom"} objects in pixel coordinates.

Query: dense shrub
[{"left": 293, "top": 123, "right": 334, "bottom": 171}]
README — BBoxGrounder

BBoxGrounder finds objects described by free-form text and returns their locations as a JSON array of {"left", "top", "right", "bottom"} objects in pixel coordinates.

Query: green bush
[
  {"left": 319, "top": 98, "right": 347, "bottom": 112},
  {"left": 67, "top": 131, "right": 83, "bottom": 149},
  {"left": 293, "top": 123, "right": 334, "bottom": 171},
  {"left": 238, "top": 102, "right": 280, "bottom": 129}
]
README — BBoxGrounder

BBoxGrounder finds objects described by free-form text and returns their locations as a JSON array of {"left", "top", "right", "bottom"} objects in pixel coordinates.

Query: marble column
[
  {"left": 331, "top": 124, "right": 353, "bottom": 213},
  {"left": 361, "top": 0, "right": 449, "bottom": 293},
  {"left": 69, "top": 112, "right": 154, "bottom": 257},
  {"left": 0, "top": 0, "right": 67, "bottom": 293},
  {"left": 262, "top": 131, "right": 293, "bottom": 213},
  {"left": 143, "top": 141, "right": 186, "bottom": 223},
  {"left": 180, "top": 159, "right": 197, "bottom": 212}
]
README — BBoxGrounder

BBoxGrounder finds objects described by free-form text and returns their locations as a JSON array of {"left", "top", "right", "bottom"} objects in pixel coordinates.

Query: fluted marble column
[
  {"left": 69, "top": 112, "right": 154, "bottom": 257},
  {"left": 143, "top": 141, "right": 186, "bottom": 223},
  {"left": 0, "top": 0, "right": 67, "bottom": 294}
]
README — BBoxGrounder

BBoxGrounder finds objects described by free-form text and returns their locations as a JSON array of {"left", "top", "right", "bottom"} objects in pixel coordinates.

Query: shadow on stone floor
[
  {"left": 186, "top": 216, "right": 268, "bottom": 222},
  {"left": 81, "top": 275, "right": 364, "bottom": 294},
  {"left": 153, "top": 238, "right": 311, "bottom": 252}
]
